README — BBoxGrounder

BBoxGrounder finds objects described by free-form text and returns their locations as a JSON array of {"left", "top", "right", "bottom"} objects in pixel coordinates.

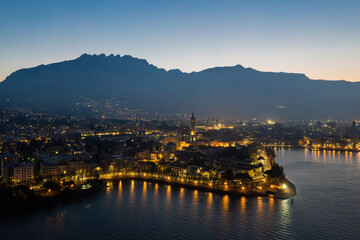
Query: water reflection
[
  {"left": 3, "top": 149, "right": 360, "bottom": 240},
  {"left": 179, "top": 187, "right": 185, "bottom": 208},
  {"left": 116, "top": 180, "right": 123, "bottom": 207},
  {"left": 154, "top": 183, "right": 158, "bottom": 194},
  {"left": 222, "top": 194, "right": 230, "bottom": 212},
  {"left": 43, "top": 210, "right": 67, "bottom": 236},
  {"left": 118, "top": 180, "right": 122, "bottom": 194},
  {"left": 192, "top": 190, "right": 199, "bottom": 218},
  {"left": 240, "top": 196, "right": 246, "bottom": 214},
  {"left": 106, "top": 182, "right": 111, "bottom": 193},
  {"left": 207, "top": 192, "right": 213, "bottom": 206},
  {"left": 141, "top": 181, "right": 147, "bottom": 210},
  {"left": 129, "top": 180, "right": 135, "bottom": 208},
  {"left": 165, "top": 185, "right": 172, "bottom": 209},
  {"left": 289, "top": 148, "right": 360, "bottom": 166},
  {"left": 142, "top": 181, "right": 147, "bottom": 195},
  {"left": 268, "top": 197, "right": 275, "bottom": 213},
  {"left": 180, "top": 187, "right": 185, "bottom": 198},
  {"left": 278, "top": 200, "right": 292, "bottom": 237},
  {"left": 257, "top": 196, "right": 263, "bottom": 214},
  {"left": 357, "top": 152, "right": 360, "bottom": 164},
  {"left": 345, "top": 151, "right": 348, "bottom": 163},
  {"left": 166, "top": 185, "right": 171, "bottom": 198}
]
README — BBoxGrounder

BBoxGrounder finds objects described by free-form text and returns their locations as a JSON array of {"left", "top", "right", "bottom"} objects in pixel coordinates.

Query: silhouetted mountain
[{"left": 0, "top": 53, "right": 359, "bottom": 120}]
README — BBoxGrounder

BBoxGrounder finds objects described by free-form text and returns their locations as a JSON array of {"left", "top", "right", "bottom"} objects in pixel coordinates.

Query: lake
[{"left": 1, "top": 149, "right": 359, "bottom": 239}]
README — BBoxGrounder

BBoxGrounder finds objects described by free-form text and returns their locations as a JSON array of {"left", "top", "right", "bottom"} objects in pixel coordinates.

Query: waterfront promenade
[{"left": 99, "top": 172, "right": 296, "bottom": 199}]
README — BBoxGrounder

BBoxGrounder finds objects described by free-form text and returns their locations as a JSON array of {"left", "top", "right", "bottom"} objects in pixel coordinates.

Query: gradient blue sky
[{"left": 1, "top": 0, "right": 360, "bottom": 81}]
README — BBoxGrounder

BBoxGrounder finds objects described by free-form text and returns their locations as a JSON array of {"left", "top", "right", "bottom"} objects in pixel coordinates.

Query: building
[
  {"left": 0, "top": 153, "right": 19, "bottom": 179},
  {"left": 40, "top": 162, "right": 61, "bottom": 180},
  {"left": 3, "top": 162, "right": 34, "bottom": 184}
]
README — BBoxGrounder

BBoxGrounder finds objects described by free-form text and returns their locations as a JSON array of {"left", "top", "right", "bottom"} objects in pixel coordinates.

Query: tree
[
  {"left": 223, "top": 169, "right": 234, "bottom": 180},
  {"left": 43, "top": 181, "right": 61, "bottom": 191},
  {"left": 264, "top": 164, "right": 285, "bottom": 184}
]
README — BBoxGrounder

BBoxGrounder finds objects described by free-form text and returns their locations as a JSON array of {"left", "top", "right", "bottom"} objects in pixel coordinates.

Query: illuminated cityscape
[
  {"left": 1, "top": 0, "right": 360, "bottom": 239},
  {"left": 0, "top": 110, "right": 297, "bottom": 205}
]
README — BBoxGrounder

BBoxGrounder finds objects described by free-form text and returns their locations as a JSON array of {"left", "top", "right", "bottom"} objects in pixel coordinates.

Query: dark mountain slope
[{"left": 0, "top": 54, "right": 359, "bottom": 120}]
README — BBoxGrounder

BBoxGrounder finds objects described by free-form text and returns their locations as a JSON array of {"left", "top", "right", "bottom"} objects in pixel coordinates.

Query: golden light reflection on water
[
  {"left": 166, "top": 185, "right": 172, "bottom": 207},
  {"left": 240, "top": 197, "right": 246, "bottom": 214},
  {"left": 204, "top": 192, "right": 214, "bottom": 226},
  {"left": 143, "top": 181, "right": 147, "bottom": 193},
  {"left": 106, "top": 182, "right": 111, "bottom": 193},
  {"left": 118, "top": 180, "right": 122, "bottom": 194},
  {"left": 279, "top": 199, "right": 292, "bottom": 228},
  {"left": 116, "top": 180, "right": 123, "bottom": 207},
  {"left": 142, "top": 181, "right": 147, "bottom": 199},
  {"left": 207, "top": 192, "right": 213, "bottom": 206},
  {"left": 152, "top": 183, "right": 159, "bottom": 208},
  {"left": 345, "top": 151, "right": 349, "bottom": 163},
  {"left": 180, "top": 187, "right": 185, "bottom": 198},
  {"left": 179, "top": 187, "right": 185, "bottom": 206},
  {"left": 311, "top": 150, "right": 320, "bottom": 163},
  {"left": 166, "top": 185, "right": 171, "bottom": 196},
  {"left": 356, "top": 152, "right": 360, "bottom": 163},
  {"left": 269, "top": 197, "right": 275, "bottom": 210},
  {"left": 140, "top": 181, "right": 147, "bottom": 210},
  {"left": 280, "top": 148, "right": 285, "bottom": 161},
  {"left": 131, "top": 180, "right": 135, "bottom": 192},
  {"left": 192, "top": 190, "right": 199, "bottom": 215},
  {"left": 193, "top": 190, "right": 199, "bottom": 202},
  {"left": 222, "top": 195, "right": 229, "bottom": 212},
  {"left": 129, "top": 180, "right": 135, "bottom": 206},
  {"left": 265, "top": 197, "right": 276, "bottom": 220},
  {"left": 257, "top": 197, "right": 263, "bottom": 215},
  {"left": 154, "top": 183, "right": 158, "bottom": 194}
]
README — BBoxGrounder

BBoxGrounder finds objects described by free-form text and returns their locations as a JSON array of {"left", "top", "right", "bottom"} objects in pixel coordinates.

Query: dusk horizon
[
  {"left": 2, "top": 52, "right": 358, "bottom": 83},
  {"left": 1, "top": 0, "right": 360, "bottom": 82}
]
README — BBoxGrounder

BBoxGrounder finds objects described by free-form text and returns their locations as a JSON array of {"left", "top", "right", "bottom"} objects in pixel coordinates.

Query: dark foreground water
[{"left": 1, "top": 149, "right": 360, "bottom": 239}]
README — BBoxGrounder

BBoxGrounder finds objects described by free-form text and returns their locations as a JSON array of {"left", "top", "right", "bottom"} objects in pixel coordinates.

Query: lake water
[{"left": 1, "top": 149, "right": 360, "bottom": 239}]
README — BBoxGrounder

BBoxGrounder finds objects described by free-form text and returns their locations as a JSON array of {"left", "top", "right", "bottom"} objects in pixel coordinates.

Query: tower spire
[{"left": 190, "top": 112, "right": 196, "bottom": 138}]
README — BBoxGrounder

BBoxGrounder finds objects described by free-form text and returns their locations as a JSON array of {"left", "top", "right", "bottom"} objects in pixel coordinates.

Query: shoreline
[
  {"left": 0, "top": 180, "right": 105, "bottom": 218},
  {"left": 266, "top": 145, "right": 360, "bottom": 152},
  {"left": 0, "top": 176, "right": 296, "bottom": 218},
  {"left": 102, "top": 174, "right": 297, "bottom": 199}
]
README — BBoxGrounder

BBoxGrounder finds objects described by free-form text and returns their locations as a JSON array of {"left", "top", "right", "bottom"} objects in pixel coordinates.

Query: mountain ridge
[
  {"left": 1, "top": 54, "right": 317, "bottom": 83},
  {"left": 0, "top": 53, "right": 359, "bottom": 120}
]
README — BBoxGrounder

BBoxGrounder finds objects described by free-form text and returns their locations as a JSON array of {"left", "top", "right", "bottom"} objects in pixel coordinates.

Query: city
[
  {"left": 0, "top": 109, "right": 299, "bottom": 215},
  {"left": 1, "top": 1, "right": 360, "bottom": 239}
]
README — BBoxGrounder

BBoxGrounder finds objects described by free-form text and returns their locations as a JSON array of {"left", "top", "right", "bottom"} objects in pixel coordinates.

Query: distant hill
[{"left": 0, "top": 53, "right": 359, "bottom": 120}]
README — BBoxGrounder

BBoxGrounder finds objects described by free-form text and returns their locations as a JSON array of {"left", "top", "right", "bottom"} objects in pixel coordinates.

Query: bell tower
[{"left": 190, "top": 112, "right": 196, "bottom": 136}]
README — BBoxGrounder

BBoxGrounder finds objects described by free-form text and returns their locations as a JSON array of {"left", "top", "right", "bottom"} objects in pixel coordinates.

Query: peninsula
[{"left": 0, "top": 110, "right": 296, "bottom": 216}]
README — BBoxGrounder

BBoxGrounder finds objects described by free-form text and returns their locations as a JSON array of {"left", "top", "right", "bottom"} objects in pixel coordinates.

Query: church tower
[{"left": 190, "top": 112, "right": 196, "bottom": 136}]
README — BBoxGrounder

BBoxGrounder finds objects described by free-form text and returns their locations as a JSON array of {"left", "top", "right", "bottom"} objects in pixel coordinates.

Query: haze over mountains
[{"left": 0, "top": 53, "right": 359, "bottom": 120}]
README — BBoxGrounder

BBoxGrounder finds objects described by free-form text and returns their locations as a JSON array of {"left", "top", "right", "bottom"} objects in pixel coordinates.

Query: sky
[{"left": 0, "top": 0, "right": 360, "bottom": 82}]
